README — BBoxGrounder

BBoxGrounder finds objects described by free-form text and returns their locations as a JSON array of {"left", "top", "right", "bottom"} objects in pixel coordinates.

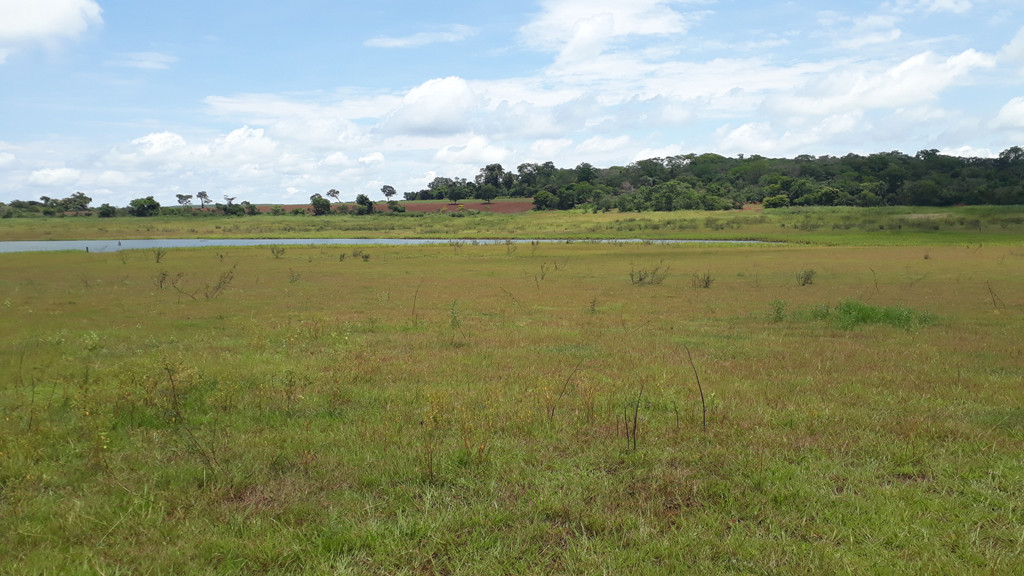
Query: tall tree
[
  {"left": 381, "top": 185, "right": 396, "bottom": 201},
  {"left": 326, "top": 189, "right": 341, "bottom": 203},
  {"left": 196, "top": 191, "right": 211, "bottom": 210},
  {"left": 176, "top": 194, "right": 193, "bottom": 210}
]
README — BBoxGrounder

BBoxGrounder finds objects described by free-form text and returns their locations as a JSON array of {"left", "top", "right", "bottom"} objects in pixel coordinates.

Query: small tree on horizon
[
  {"left": 196, "top": 191, "right": 211, "bottom": 210},
  {"left": 176, "top": 194, "right": 193, "bottom": 211},
  {"left": 310, "top": 193, "right": 331, "bottom": 215},
  {"left": 326, "top": 189, "right": 341, "bottom": 203},
  {"left": 381, "top": 185, "right": 396, "bottom": 202}
]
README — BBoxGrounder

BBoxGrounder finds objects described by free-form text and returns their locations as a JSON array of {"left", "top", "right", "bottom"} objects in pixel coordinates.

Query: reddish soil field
[{"left": 256, "top": 199, "right": 534, "bottom": 215}]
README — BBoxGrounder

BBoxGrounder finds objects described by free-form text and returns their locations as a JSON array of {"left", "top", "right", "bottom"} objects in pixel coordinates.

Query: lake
[{"left": 0, "top": 238, "right": 761, "bottom": 253}]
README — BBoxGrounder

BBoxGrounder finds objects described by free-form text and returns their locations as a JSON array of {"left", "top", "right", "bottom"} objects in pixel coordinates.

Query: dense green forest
[
  {"left": 3, "top": 147, "right": 1024, "bottom": 217},
  {"left": 407, "top": 146, "right": 1024, "bottom": 211}
]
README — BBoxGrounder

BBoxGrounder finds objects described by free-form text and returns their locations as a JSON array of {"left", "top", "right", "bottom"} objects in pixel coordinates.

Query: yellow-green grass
[
  {"left": 3, "top": 204, "right": 1024, "bottom": 245},
  {"left": 2, "top": 241, "right": 1023, "bottom": 574}
]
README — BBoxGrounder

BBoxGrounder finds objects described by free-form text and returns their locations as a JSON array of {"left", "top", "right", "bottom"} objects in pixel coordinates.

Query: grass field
[
  {"left": 3, "top": 204, "right": 1024, "bottom": 246},
  {"left": 1, "top": 210, "right": 1023, "bottom": 574}
]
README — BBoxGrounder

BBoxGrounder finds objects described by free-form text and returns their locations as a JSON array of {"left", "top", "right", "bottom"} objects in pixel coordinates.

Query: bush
[
  {"left": 128, "top": 196, "right": 161, "bottom": 217},
  {"left": 630, "top": 262, "right": 669, "bottom": 285},
  {"left": 832, "top": 299, "right": 935, "bottom": 330},
  {"left": 796, "top": 269, "right": 817, "bottom": 286}
]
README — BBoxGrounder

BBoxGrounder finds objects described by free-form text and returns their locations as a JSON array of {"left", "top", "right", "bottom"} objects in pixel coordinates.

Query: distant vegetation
[{"left": 3, "top": 147, "right": 1024, "bottom": 218}]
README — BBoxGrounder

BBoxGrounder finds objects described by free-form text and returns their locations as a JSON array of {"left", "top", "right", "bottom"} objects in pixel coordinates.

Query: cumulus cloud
[
  {"left": 1000, "top": 27, "right": 1024, "bottom": 64},
  {"left": 384, "top": 76, "right": 481, "bottom": 135},
  {"left": 522, "top": 0, "right": 691, "bottom": 54},
  {"left": 28, "top": 167, "right": 80, "bottom": 186},
  {"left": 359, "top": 152, "right": 384, "bottom": 164},
  {"left": 365, "top": 24, "right": 477, "bottom": 48},
  {"left": 768, "top": 49, "right": 995, "bottom": 117},
  {"left": 435, "top": 136, "right": 509, "bottom": 165},
  {"left": 0, "top": 0, "right": 102, "bottom": 57},
  {"left": 0, "top": 151, "right": 14, "bottom": 166},
  {"left": 131, "top": 131, "right": 188, "bottom": 156},
  {"left": 994, "top": 97, "right": 1024, "bottom": 128}
]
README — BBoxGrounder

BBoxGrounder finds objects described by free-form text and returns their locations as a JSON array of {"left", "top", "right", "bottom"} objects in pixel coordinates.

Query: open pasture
[
  {"left": 1, "top": 239, "right": 1023, "bottom": 574},
  {"left": 3, "top": 204, "right": 1024, "bottom": 246}
]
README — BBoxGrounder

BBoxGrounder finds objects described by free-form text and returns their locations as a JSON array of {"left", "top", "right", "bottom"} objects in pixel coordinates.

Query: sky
[{"left": 1, "top": 0, "right": 1024, "bottom": 206}]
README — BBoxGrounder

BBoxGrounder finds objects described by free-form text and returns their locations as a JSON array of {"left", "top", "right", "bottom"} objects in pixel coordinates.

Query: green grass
[
  {"left": 3, "top": 204, "right": 1024, "bottom": 245},
  {"left": 1, "top": 232, "right": 1023, "bottom": 573}
]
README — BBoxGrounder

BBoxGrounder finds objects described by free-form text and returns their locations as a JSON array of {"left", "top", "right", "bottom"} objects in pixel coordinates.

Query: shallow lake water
[{"left": 0, "top": 238, "right": 760, "bottom": 253}]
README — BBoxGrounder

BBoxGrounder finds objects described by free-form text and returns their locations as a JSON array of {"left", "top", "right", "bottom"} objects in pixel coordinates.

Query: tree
[
  {"left": 128, "top": 196, "right": 161, "bottom": 217},
  {"left": 310, "top": 193, "right": 331, "bottom": 215},
  {"left": 476, "top": 184, "right": 499, "bottom": 204},
  {"left": 532, "top": 190, "right": 556, "bottom": 210},
  {"left": 477, "top": 164, "right": 505, "bottom": 188},
  {"left": 575, "top": 162, "right": 596, "bottom": 183},
  {"left": 326, "top": 189, "right": 341, "bottom": 203},
  {"left": 354, "top": 194, "right": 375, "bottom": 215},
  {"left": 97, "top": 203, "right": 117, "bottom": 218},
  {"left": 381, "top": 185, "right": 396, "bottom": 201},
  {"left": 241, "top": 201, "right": 260, "bottom": 215},
  {"left": 196, "top": 191, "right": 211, "bottom": 210},
  {"left": 61, "top": 191, "right": 92, "bottom": 211},
  {"left": 445, "top": 184, "right": 468, "bottom": 204},
  {"left": 176, "top": 194, "right": 193, "bottom": 210}
]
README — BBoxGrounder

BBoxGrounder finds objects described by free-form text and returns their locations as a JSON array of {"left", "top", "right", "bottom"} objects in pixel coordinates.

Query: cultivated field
[{"left": 1, "top": 208, "right": 1023, "bottom": 574}]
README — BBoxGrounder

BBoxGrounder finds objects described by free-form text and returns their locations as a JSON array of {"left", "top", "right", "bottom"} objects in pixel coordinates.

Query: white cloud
[
  {"left": 359, "top": 152, "right": 384, "bottom": 164},
  {"left": 108, "top": 51, "right": 178, "bottom": 70},
  {"left": 576, "top": 135, "right": 630, "bottom": 154},
  {"left": 940, "top": 145, "right": 993, "bottom": 158},
  {"left": 919, "top": 0, "right": 972, "bottom": 14},
  {"left": 522, "top": 0, "right": 692, "bottom": 54},
  {"left": 131, "top": 131, "right": 188, "bottom": 156},
  {"left": 365, "top": 24, "right": 477, "bottom": 48},
  {"left": 994, "top": 97, "right": 1024, "bottom": 128},
  {"left": 528, "top": 138, "right": 573, "bottom": 160},
  {"left": 94, "top": 170, "right": 133, "bottom": 187},
  {"left": 817, "top": 12, "right": 902, "bottom": 50},
  {"left": 211, "top": 126, "right": 277, "bottom": 162},
  {"left": 321, "top": 152, "right": 351, "bottom": 166},
  {"left": 384, "top": 76, "right": 482, "bottom": 135},
  {"left": 1000, "top": 27, "right": 1024, "bottom": 64},
  {"left": 28, "top": 167, "right": 80, "bottom": 186},
  {"left": 0, "top": 151, "right": 14, "bottom": 166},
  {"left": 768, "top": 50, "right": 995, "bottom": 117},
  {"left": 0, "top": 0, "right": 101, "bottom": 57},
  {"left": 435, "top": 136, "right": 509, "bottom": 165},
  {"left": 884, "top": 0, "right": 972, "bottom": 14}
]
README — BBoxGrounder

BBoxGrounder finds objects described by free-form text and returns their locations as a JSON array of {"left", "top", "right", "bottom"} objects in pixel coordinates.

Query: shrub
[
  {"left": 763, "top": 194, "right": 790, "bottom": 208},
  {"left": 832, "top": 299, "right": 935, "bottom": 330},
  {"left": 796, "top": 269, "right": 817, "bottom": 286},
  {"left": 691, "top": 271, "right": 714, "bottom": 289},
  {"left": 630, "top": 262, "right": 669, "bottom": 285}
]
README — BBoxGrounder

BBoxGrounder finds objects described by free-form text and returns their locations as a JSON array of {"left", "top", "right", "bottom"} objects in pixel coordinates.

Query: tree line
[
  {"left": 408, "top": 147, "right": 1024, "bottom": 211},
  {"left": 3, "top": 147, "right": 1023, "bottom": 218}
]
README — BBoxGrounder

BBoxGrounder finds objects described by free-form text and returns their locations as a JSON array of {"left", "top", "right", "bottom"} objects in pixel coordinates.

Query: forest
[
  {"left": 406, "top": 147, "right": 1024, "bottom": 211},
  {"left": 3, "top": 147, "right": 1024, "bottom": 217}
]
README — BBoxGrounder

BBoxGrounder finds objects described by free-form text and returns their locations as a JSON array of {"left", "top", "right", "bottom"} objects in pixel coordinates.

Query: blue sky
[{"left": 2, "top": 0, "right": 1023, "bottom": 206}]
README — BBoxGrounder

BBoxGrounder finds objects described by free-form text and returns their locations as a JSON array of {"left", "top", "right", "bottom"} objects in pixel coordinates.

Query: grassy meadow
[
  {"left": 3, "top": 204, "right": 1024, "bottom": 245},
  {"left": 1, "top": 209, "right": 1024, "bottom": 573}
]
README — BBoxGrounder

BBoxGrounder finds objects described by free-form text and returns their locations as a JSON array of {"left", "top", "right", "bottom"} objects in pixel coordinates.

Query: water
[{"left": 0, "top": 237, "right": 760, "bottom": 254}]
